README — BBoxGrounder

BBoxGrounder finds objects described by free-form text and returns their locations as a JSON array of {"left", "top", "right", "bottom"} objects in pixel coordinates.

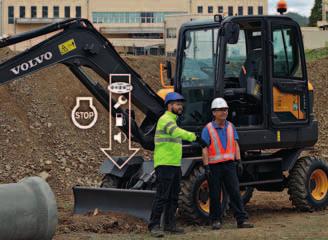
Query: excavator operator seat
[{"left": 239, "top": 48, "right": 263, "bottom": 101}]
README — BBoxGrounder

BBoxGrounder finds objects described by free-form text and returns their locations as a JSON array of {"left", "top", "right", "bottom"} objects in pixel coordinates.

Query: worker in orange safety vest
[{"left": 201, "top": 97, "right": 254, "bottom": 230}]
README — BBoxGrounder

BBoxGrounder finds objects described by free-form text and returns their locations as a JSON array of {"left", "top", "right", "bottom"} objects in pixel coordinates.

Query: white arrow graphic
[{"left": 100, "top": 74, "right": 140, "bottom": 170}]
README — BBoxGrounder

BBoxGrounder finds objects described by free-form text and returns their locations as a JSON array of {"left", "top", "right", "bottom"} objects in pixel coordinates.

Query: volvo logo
[{"left": 10, "top": 51, "right": 53, "bottom": 75}]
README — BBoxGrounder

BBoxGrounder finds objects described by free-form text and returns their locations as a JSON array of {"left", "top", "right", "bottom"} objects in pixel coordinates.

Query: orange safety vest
[{"left": 206, "top": 121, "right": 236, "bottom": 164}]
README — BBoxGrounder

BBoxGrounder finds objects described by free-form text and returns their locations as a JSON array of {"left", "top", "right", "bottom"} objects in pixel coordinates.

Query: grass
[{"left": 305, "top": 47, "right": 328, "bottom": 62}]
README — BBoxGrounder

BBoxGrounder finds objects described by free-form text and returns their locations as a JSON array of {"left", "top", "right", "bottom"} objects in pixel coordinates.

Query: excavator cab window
[
  {"left": 270, "top": 23, "right": 308, "bottom": 124},
  {"left": 179, "top": 27, "right": 219, "bottom": 127},
  {"left": 272, "top": 26, "right": 302, "bottom": 79},
  {"left": 224, "top": 20, "right": 264, "bottom": 127}
]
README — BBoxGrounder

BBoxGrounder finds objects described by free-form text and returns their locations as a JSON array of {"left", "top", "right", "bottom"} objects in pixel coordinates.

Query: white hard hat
[{"left": 211, "top": 98, "right": 228, "bottom": 109}]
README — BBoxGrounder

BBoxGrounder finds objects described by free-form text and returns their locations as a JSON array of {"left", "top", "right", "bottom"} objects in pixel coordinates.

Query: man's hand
[
  {"left": 204, "top": 165, "right": 211, "bottom": 180},
  {"left": 196, "top": 134, "right": 208, "bottom": 148},
  {"left": 236, "top": 160, "right": 243, "bottom": 177}
]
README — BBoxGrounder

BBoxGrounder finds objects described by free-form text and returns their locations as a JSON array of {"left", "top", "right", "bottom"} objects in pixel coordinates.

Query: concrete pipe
[{"left": 0, "top": 176, "right": 58, "bottom": 240}]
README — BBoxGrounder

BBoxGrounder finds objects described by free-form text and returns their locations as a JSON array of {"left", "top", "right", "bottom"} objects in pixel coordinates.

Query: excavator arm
[{"left": 0, "top": 18, "right": 165, "bottom": 150}]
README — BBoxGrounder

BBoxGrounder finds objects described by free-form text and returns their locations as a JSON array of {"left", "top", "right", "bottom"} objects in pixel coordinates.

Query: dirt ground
[
  {"left": 0, "top": 46, "right": 328, "bottom": 239},
  {"left": 53, "top": 190, "right": 328, "bottom": 240}
]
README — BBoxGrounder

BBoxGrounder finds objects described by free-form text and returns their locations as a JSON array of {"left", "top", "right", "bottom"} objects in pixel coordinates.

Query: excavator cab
[{"left": 174, "top": 16, "right": 316, "bottom": 151}]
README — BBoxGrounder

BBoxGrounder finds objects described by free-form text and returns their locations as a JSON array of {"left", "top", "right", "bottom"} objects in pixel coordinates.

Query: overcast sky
[{"left": 268, "top": 0, "right": 315, "bottom": 16}]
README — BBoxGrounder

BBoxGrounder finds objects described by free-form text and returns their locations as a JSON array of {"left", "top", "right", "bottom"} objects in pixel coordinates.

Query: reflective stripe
[
  {"left": 155, "top": 130, "right": 166, "bottom": 135},
  {"left": 155, "top": 138, "right": 182, "bottom": 144},
  {"left": 168, "top": 126, "right": 178, "bottom": 135},
  {"left": 228, "top": 123, "right": 234, "bottom": 152},
  {"left": 163, "top": 121, "right": 175, "bottom": 134},
  {"left": 207, "top": 123, "right": 220, "bottom": 154},
  {"left": 209, "top": 153, "right": 235, "bottom": 161}
]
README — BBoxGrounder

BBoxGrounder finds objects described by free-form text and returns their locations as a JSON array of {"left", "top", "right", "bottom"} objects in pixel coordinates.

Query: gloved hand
[
  {"left": 196, "top": 134, "right": 208, "bottom": 148},
  {"left": 236, "top": 160, "right": 243, "bottom": 177},
  {"left": 204, "top": 165, "right": 211, "bottom": 180}
]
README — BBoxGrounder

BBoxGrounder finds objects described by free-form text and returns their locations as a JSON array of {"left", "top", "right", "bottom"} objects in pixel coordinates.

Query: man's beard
[{"left": 172, "top": 108, "right": 183, "bottom": 116}]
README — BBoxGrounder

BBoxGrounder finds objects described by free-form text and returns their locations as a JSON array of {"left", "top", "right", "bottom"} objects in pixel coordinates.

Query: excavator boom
[
  {"left": 0, "top": 18, "right": 164, "bottom": 220},
  {"left": 0, "top": 18, "right": 165, "bottom": 150}
]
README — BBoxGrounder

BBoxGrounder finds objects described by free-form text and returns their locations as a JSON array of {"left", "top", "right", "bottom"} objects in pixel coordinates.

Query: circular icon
[
  {"left": 108, "top": 82, "right": 133, "bottom": 94},
  {"left": 71, "top": 97, "right": 98, "bottom": 129}
]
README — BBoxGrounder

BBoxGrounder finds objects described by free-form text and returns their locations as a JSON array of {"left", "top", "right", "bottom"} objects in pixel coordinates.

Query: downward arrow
[{"left": 100, "top": 74, "right": 140, "bottom": 170}]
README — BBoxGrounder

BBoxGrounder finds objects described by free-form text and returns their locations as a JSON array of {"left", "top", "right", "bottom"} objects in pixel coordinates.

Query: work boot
[
  {"left": 164, "top": 224, "right": 185, "bottom": 234},
  {"left": 237, "top": 221, "right": 254, "bottom": 228},
  {"left": 150, "top": 225, "right": 164, "bottom": 238},
  {"left": 212, "top": 221, "right": 221, "bottom": 230}
]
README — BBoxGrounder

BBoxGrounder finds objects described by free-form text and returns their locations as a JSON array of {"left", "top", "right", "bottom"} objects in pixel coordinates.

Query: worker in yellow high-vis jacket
[{"left": 148, "top": 92, "right": 202, "bottom": 238}]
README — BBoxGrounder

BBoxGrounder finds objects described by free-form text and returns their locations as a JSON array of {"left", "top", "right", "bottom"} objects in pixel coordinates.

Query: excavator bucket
[{"left": 73, "top": 186, "right": 156, "bottom": 221}]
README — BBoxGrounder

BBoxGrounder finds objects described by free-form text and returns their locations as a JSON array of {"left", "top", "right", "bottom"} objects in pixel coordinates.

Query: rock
[
  {"left": 47, "top": 122, "right": 52, "bottom": 128},
  {"left": 5, "top": 164, "right": 11, "bottom": 171},
  {"left": 65, "top": 150, "right": 72, "bottom": 157},
  {"left": 65, "top": 168, "right": 71, "bottom": 173},
  {"left": 45, "top": 160, "right": 52, "bottom": 165},
  {"left": 33, "top": 121, "right": 41, "bottom": 128},
  {"left": 60, "top": 158, "right": 67, "bottom": 166},
  {"left": 38, "top": 171, "right": 50, "bottom": 180}
]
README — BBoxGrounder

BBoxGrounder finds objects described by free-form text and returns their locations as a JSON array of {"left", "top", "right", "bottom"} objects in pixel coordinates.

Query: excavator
[{"left": 0, "top": 12, "right": 328, "bottom": 222}]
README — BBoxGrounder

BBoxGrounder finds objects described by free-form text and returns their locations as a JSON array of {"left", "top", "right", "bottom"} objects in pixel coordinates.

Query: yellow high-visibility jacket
[{"left": 154, "top": 111, "right": 196, "bottom": 168}]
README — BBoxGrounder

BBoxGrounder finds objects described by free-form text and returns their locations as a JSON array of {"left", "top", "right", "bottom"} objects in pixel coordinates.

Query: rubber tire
[
  {"left": 100, "top": 174, "right": 119, "bottom": 188},
  {"left": 178, "top": 165, "right": 229, "bottom": 223},
  {"left": 288, "top": 156, "right": 328, "bottom": 211},
  {"left": 240, "top": 186, "right": 254, "bottom": 205}
]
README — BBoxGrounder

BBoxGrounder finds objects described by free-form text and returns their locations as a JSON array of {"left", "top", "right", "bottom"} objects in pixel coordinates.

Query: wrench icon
[{"left": 114, "top": 95, "right": 128, "bottom": 109}]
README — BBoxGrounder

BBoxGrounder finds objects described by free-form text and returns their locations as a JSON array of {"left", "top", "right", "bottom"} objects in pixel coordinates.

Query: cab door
[
  {"left": 269, "top": 21, "right": 309, "bottom": 126},
  {"left": 176, "top": 26, "right": 219, "bottom": 131}
]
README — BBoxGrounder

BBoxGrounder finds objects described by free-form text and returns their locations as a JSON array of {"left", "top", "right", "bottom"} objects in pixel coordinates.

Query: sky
[{"left": 268, "top": 0, "right": 315, "bottom": 16}]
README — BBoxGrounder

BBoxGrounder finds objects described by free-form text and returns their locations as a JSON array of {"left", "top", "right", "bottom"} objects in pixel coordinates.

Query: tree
[{"left": 309, "top": 0, "right": 322, "bottom": 26}]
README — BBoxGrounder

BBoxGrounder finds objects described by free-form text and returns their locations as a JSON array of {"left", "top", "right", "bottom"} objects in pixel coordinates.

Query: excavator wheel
[
  {"left": 288, "top": 156, "right": 328, "bottom": 211},
  {"left": 178, "top": 165, "right": 229, "bottom": 223},
  {"left": 240, "top": 186, "right": 254, "bottom": 205}
]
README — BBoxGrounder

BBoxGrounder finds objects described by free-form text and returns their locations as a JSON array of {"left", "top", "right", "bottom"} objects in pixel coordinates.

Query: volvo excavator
[{"left": 0, "top": 14, "right": 327, "bottom": 222}]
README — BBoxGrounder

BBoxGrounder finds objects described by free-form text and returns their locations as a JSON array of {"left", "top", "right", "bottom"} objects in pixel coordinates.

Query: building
[
  {"left": 189, "top": 0, "right": 267, "bottom": 16},
  {"left": 302, "top": 27, "right": 328, "bottom": 49},
  {"left": 89, "top": 0, "right": 188, "bottom": 55},
  {"left": 165, "top": 0, "right": 268, "bottom": 55},
  {"left": 0, "top": 0, "right": 3, "bottom": 35},
  {"left": 1, "top": 0, "right": 268, "bottom": 53},
  {"left": 1, "top": 0, "right": 88, "bottom": 50}
]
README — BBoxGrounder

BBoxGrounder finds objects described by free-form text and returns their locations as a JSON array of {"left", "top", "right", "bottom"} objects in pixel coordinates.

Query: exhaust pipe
[{"left": 0, "top": 176, "right": 58, "bottom": 240}]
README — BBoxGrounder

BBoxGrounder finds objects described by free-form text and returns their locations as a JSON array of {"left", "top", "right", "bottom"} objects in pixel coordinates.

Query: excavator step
[{"left": 73, "top": 186, "right": 156, "bottom": 221}]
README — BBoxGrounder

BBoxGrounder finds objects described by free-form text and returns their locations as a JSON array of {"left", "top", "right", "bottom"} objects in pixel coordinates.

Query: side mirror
[
  {"left": 224, "top": 22, "right": 240, "bottom": 44},
  {"left": 166, "top": 60, "right": 172, "bottom": 82},
  {"left": 160, "top": 61, "right": 174, "bottom": 88}
]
